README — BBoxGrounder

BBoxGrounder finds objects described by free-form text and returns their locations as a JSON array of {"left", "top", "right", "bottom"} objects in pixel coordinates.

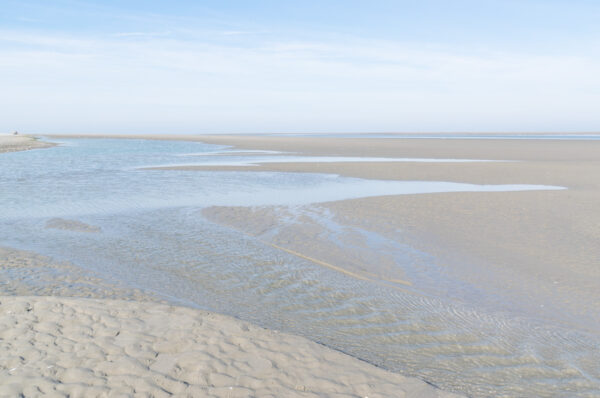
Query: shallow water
[
  {"left": 0, "top": 138, "right": 561, "bottom": 219},
  {"left": 165, "top": 152, "right": 503, "bottom": 167},
  {"left": 1, "top": 138, "right": 598, "bottom": 397}
]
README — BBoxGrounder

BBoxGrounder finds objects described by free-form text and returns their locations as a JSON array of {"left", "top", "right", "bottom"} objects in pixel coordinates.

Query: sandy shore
[
  {"left": 0, "top": 130, "right": 461, "bottom": 397},
  {"left": 169, "top": 135, "right": 600, "bottom": 332},
  {"left": 0, "top": 134, "right": 54, "bottom": 153},
  {"left": 0, "top": 248, "right": 458, "bottom": 398},
  {"left": 11, "top": 133, "right": 598, "bottom": 395}
]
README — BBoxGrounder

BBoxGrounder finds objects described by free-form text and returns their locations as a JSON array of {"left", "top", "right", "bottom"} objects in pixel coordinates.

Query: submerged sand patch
[
  {"left": 0, "top": 247, "right": 158, "bottom": 301},
  {"left": 45, "top": 218, "right": 102, "bottom": 233}
]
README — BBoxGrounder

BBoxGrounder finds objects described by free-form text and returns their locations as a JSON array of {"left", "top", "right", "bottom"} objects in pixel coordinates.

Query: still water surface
[{"left": 1, "top": 138, "right": 597, "bottom": 397}]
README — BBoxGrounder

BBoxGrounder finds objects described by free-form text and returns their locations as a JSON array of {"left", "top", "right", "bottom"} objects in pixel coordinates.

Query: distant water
[
  {"left": 273, "top": 133, "right": 600, "bottom": 140},
  {"left": 1, "top": 138, "right": 598, "bottom": 398}
]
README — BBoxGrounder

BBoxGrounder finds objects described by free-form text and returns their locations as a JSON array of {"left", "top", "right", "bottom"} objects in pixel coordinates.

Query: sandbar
[{"left": 0, "top": 134, "right": 54, "bottom": 153}]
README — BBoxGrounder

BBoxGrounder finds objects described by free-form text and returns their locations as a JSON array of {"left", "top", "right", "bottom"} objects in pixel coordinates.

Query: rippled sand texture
[
  {"left": 0, "top": 296, "right": 460, "bottom": 398},
  {"left": 0, "top": 134, "right": 54, "bottom": 153},
  {"left": 193, "top": 134, "right": 600, "bottom": 397},
  {"left": 203, "top": 205, "right": 600, "bottom": 397},
  {"left": 0, "top": 243, "right": 460, "bottom": 396}
]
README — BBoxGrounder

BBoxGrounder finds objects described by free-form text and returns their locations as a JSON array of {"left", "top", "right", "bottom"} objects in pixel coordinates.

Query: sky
[{"left": 1, "top": 0, "right": 599, "bottom": 134}]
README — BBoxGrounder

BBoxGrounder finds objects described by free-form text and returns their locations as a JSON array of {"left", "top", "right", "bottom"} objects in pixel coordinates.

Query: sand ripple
[{"left": 0, "top": 296, "right": 459, "bottom": 397}]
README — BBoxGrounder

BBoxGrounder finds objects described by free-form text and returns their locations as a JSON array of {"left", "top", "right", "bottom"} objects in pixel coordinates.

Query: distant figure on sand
[{"left": 13, "top": 131, "right": 18, "bottom": 135}]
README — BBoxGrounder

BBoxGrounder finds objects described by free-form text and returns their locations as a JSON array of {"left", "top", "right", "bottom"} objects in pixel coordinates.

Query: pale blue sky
[{"left": 1, "top": 0, "right": 599, "bottom": 134}]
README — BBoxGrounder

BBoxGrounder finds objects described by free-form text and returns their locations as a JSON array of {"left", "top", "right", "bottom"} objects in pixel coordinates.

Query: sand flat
[{"left": 187, "top": 135, "right": 600, "bottom": 331}]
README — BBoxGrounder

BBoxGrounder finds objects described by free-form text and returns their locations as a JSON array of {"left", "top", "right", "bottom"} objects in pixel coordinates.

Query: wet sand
[
  {"left": 176, "top": 135, "right": 600, "bottom": 332},
  {"left": 46, "top": 133, "right": 600, "bottom": 328},
  {"left": 0, "top": 247, "right": 161, "bottom": 301}
]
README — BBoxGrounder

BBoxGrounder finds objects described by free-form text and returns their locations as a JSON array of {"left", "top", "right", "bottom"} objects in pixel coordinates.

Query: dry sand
[
  {"left": 0, "top": 134, "right": 54, "bottom": 153},
  {"left": 0, "top": 248, "right": 458, "bottom": 398},
  {"left": 0, "top": 295, "right": 460, "bottom": 398},
  {"left": 0, "top": 247, "right": 159, "bottom": 301}
]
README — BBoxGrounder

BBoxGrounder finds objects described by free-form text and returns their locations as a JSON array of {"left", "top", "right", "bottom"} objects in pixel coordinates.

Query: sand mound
[{"left": 0, "top": 296, "right": 459, "bottom": 397}]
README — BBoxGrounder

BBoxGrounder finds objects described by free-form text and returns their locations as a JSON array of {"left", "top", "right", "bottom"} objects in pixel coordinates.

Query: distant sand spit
[
  {"left": 0, "top": 134, "right": 54, "bottom": 153},
  {"left": 48, "top": 133, "right": 600, "bottom": 161}
]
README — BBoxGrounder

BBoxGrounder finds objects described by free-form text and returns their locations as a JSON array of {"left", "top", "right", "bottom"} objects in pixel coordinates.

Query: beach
[
  {"left": 4, "top": 0, "right": 597, "bottom": 395},
  {"left": 16, "top": 133, "right": 596, "bottom": 396},
  {"left": 0, "top": 139, "right": 463, "bottom": 397},
  {"left": 160, "top": 134, "right": 600, "bottom": 332}
]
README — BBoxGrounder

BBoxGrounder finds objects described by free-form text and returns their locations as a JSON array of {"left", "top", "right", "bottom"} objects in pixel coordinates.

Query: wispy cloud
[
  {"left": 16, "top": 17, "right": 39, "bottom": 23},
  {"left": 220, "top": 31, "right": 253, "bottom": 36},
  {"left": 112, "top": 31, "right": 172, "bottom": 38},
  {"left": 1, "top": 27, "right": 599, "bottom": 133}
]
